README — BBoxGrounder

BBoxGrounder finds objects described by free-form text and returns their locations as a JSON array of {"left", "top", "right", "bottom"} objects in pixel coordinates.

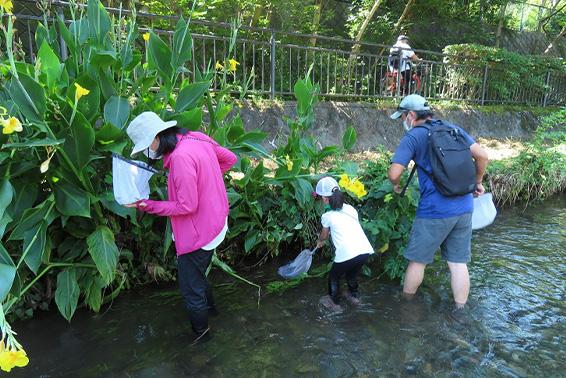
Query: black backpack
[
  {"left": 400, "top": 120, "right": 477, "bottom": 197},
  {"left": 388, "top": 48, "right": 401, "bottom": 69}
]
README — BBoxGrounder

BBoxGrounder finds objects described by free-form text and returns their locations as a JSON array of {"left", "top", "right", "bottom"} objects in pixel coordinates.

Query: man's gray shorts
[{"left": 404, "top": 213, "right": 472, "bottom": 264}]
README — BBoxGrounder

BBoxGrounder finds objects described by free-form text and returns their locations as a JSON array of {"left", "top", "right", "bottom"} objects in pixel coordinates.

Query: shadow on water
[{"left": 12, "top": 196, "right": 566, "bottom": 377}]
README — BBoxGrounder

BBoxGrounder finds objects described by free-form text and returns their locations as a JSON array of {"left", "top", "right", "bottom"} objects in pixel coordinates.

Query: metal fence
[{"left": 9, "top": 0, "right": 566, "bottom": 106}]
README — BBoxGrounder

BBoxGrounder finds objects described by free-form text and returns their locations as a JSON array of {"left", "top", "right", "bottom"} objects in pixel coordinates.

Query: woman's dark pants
[
  {"left": 177, "top": 249, "right": 215, "bottom": 335},
  {"left": 328, "top": 253, "right": 370, "bottom": 304}
]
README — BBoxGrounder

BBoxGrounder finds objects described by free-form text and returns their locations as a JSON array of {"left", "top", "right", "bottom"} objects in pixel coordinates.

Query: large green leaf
[
  {"left": 38, "top": 41, "right": 63, "bottom": 90},
  {"left": 6, "top": 180, "right": 38, "bottom": 224},
  {"left": 0, "top": 242, "right": 14, "bottom": 266},
  {"left": 87, "top": 0, "right": 111, "bottom": 45},
  {"left": 0, "top": 179, "right": 14, "bottom": 221},
  {"left": 0, "top": 214, "right": 12, "bottom": 239},
  {"left": 61, "top": 111, "right": 95, "bottom": 171},
  {"left": 9, "top": 199, "right": 53, "bottom": 241},
  {"left": 95, "top": 122, "right": 123, "bottom": 143},
  {"left": 342, "top": 125, "right": 357, "bottom": 150},
  {"left": 35, "top": 23, "right": 50, "bottom": 52},
  {"left": 2, "top": 138, "right": 64, "bottom": 149},
  {"left": 69, "top": 18, "right": 89, "bottom": 46},
  {"left": 57, "top": 17, "right": 76, "bottom": 51},
  {"left": 147, "top": 32, "right": 173, "bottom": 81},
  {"left": 174, "top": 81, "right": 211, "bottom": 112},
  {"left": 0, "top": 243, "right": 15, "bottom": 302},
  {"left": 227, "top": 116, "right": 245, "bottom": 143},
  {"left": 84, "top": 275, "right": 103, "bottom": 312},
  {"left": 54, "top": 181, "right": 91, "bottom": 218},
  {"left": 170, "top": 108, "right": 202, "bottom": 131},
  {"left": 119, "top": 21, "right": 138, "bottom": 70},
  {"left": 22, "top": 221, "right": 48, "bottom": 274},
  {"left": 294, "top": 79, "right": 310, "bottom": 116},
  {"left": 55, "top": 269, "right": 80, "bottom": 322},
  {"left": 171, "top": 16, "right": 193, "bottom": 69},
  {"left": 90, "top": 50, "right": 117, "bottom": 68},
  {"left": 7, "top": 74, "right": 46, "bottom": 125},
  {"left": 0, "top": 263, "right": 16, "bottom": 302},
  {"left": 103, "top": 96, "right": 130, "bottom": 129},
  {"left": 98, "top": 68, "right": 116, "bottom": 99},
  {"left": 244, "top": 229, "right": 261, "bottom": 253},
  {"left": 87, "top": 226, "right": 119, "bottom": 285},
  {"left": 291, "top": 178, "right": 314, "bottom": 207}
]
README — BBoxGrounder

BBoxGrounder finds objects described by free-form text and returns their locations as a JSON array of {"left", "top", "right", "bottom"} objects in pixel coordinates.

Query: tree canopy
[{"left": 131, "top": 0, "right": 565, "bottom": 55}]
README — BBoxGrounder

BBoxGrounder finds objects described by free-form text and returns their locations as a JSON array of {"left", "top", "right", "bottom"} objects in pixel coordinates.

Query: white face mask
[
  {"left": 144, "top": 147, "right": 162, "bottom": 160},
  {"left": 402, "top": 113, "right": 413, "bottom": 131}
]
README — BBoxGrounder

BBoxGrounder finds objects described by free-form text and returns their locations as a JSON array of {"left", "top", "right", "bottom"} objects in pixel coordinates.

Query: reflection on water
[{"left": 13, "top": 197, "right": 566, "bottom": 377}]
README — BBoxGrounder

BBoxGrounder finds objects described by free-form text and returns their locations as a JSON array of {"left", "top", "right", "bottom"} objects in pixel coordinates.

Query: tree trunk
[
  {"left": 309, "top": 0, "right": 324, "bottom": 47},
  {"left": 495, "top": 2, "right": 508, "bottom": 48},
  {"left": 350, "top": 0, "right": 384, "bottom": 55},
  {"left": 543, "top": 25, "right": 566, "bottom": 54},
  {"left": 249, "top": 5, "right": 264, "bottom": 27},
  {"left": 537, "top": 0, "right": 547, "bottom": 33},
  {"left": 378, "top": 0, "right": 416, "bottom": 56}
]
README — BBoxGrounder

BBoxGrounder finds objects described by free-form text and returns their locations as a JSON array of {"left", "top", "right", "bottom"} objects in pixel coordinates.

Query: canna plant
[
  {"left": 0, "top": 0, "right": 364, "bottom": 371},
  {"left": 0, "top": 0, "right": 264, "bottom": 368}
]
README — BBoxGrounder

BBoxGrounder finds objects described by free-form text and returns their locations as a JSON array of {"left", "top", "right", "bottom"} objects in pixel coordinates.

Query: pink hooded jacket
[{"left": 140, "top": 132, "right": 237, "bottom": 255}]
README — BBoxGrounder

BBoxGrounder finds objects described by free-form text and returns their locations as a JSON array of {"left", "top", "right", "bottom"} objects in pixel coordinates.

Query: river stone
[{"left": 507, "top": 363, "right": 528, "bottom": 377}]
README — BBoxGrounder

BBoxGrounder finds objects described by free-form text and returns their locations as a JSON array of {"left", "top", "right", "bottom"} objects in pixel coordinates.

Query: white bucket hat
[
  {"left": 315, "top": 176, "right": 340, "bottom": 197},
  {"left": 127, "top": 112, "right": 177, "bottom": 157},
  {"left": 390, "top": 94, "right": 430, "bottom": 119}
]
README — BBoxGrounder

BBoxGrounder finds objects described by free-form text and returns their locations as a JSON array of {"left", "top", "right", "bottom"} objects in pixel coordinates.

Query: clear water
[{"left": 13, "top": 197, "right": 566, "bottom": 377}]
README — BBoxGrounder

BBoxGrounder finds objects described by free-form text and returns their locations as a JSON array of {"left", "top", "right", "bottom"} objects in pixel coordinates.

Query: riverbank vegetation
[{"left": 0, "top": 1, "right": 564, "bottom": 372}]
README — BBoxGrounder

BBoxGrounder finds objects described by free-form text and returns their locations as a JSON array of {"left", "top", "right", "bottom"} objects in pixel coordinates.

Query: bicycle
[{"left": 383, "top": 63, "right": 427, "bottom": 96}]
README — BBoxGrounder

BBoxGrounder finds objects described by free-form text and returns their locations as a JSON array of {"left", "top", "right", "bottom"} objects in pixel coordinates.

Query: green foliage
[
  {"left": 443, "top": 44, "right": 564, "bottom": 103},
  {"left": 487, "top": 108, "right": 566, "bottom": 206}
]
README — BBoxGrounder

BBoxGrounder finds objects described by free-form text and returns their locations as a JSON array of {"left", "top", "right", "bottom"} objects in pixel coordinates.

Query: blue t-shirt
[{"left": 391, "top": 119, "right": 475, "bottom": 219}]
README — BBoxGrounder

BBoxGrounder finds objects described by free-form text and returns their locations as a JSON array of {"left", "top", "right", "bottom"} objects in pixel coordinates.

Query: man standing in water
[{"left": 387, "top": 94, "right": 489, "bottom": 312}]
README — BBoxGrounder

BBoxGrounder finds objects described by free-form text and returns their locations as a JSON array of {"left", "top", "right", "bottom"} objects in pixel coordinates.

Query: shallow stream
[{"left": 13, "top": 197, "right": 565, "bottom": 377}]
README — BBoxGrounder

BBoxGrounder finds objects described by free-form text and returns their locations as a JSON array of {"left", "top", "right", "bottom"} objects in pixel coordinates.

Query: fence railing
[{"left": 9, "top": 0, "right": 566, "bottom": 106}]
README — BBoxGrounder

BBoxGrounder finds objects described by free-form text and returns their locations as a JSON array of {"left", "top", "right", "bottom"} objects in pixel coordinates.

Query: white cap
[
  {"left": 390, "top": 94, "right": 430, "bottom": 119},
  {"left": 397, "top": 34, "right": 409, "bottom": 42},
  {"left": 315, "top": 177, "right": 340, "bottom": 197},
  {"left": 126, "top": 112, "right": 177, "bottom": 157}
]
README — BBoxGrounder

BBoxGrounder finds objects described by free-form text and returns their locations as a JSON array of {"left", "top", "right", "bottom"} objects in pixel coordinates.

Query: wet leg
[
  {"left": 447, "top": 262, "right": 469, "bottom": 308},
  {"left": 403, "top": 261, "right": 426, "bottom": 296}
]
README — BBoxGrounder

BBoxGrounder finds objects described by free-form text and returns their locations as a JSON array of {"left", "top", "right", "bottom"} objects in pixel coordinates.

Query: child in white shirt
[{"left": 315, "top": 177, "right": 374, "bottom": 308}]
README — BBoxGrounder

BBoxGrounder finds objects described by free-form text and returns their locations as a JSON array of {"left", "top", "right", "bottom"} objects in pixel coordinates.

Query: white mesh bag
[
  {"left": 112, "top": 153, "right": 158, "bottom": 205},
  {"left": 472, "top": 192, "right": 497, "bottom": 230}
]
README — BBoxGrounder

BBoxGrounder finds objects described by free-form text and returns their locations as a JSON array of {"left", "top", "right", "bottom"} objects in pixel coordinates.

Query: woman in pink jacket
[{"left": 125, "top": 112, "right": 237, "bottom": 344}]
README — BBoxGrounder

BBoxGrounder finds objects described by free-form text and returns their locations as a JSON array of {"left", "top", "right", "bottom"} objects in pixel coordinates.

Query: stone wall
[{"left": 238, "top": 101, "right": 540, "bottom": 152}]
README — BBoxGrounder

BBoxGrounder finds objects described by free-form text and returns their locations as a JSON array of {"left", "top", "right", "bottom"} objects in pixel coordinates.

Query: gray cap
[{"left": 390, "top": 94, "right": 430, "bottom": 119}]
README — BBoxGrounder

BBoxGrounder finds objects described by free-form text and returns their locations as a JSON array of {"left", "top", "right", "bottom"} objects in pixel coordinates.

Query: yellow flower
[
  {"left": 285, "top": 155, "right": 293, "bottom": 171},
  {"left": 215, "top": 61, "right": 224, "bottom": 70},
  {"left": 0, "top": 0, "right": 13, "bottom": 14},
  {"left": 341, "top": 178, "right": 366, "bottom": 199},
  {"left": 338, "top": 174, "right": 351, "bottom": 190},
  {"left": 74, "top": 83, "right": 90, "bottom": 101},
  {"left": 2, "top": 117, "right": 22, "bottom": 135},
  {"left": 143, "top": 32, "right": 150, "bottom": 42},
  {"left": 0, "top": 348, "right": 29, "bottom": 372},
  {"left": 228, "top": 58, "right": 240, "bottom": 72}
]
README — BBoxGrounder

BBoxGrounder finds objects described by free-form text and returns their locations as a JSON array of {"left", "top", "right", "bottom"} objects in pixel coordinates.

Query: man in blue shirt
[{"left": 388, "top": 94, "right": 489, "bottom": 310}]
